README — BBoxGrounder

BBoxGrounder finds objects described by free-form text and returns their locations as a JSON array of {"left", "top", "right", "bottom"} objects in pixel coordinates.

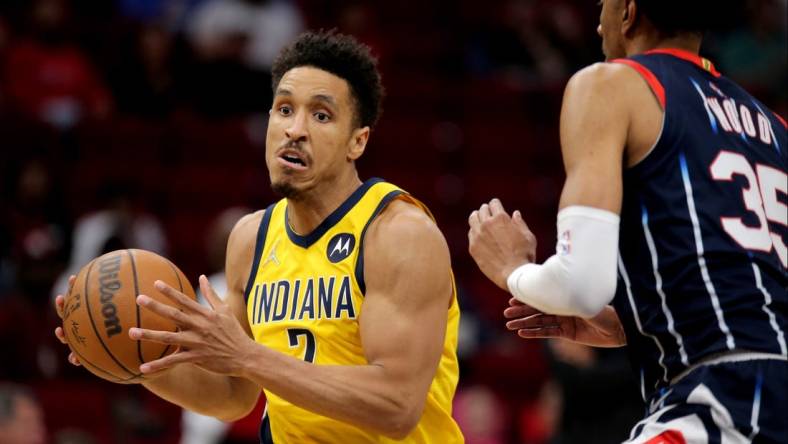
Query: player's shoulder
[
  {"left": 375, "top": 199, "right": 443, "bottom": 240},
  {"left": 226, "top": 209, "right": 266, "bottom": 257},
  {"left": 565, "top": 61, "right": 655, "bottom": 112},
  {"left": 366, "top": 197, "right": 451, "bottom": 269},
  {"left": 225, "top": 209, "right": 266, "bottom": 290},
  {"left": 231, "top": 210, "right": 265, "bottom": 240},
  {"left": 568, "top": 62, "right": 638, "bottom": 91}
]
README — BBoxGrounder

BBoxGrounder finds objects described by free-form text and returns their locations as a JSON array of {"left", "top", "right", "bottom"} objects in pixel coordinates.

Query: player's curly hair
[
  {"left": 636, "top": 0, "right": 742, "bottom": 35},
  {"left": 271, "top": 30, "right": 384, "bottom": 129}
]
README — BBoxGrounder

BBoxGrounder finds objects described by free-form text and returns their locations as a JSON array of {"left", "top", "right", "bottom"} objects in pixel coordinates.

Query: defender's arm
[{"left": 506, "top": 62, "right": 662, "bottom": 318}]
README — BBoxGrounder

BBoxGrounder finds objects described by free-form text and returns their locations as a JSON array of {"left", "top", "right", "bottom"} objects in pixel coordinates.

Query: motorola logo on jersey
[{"left": 327, "top": 233, "right": 355, "bottom": 263}]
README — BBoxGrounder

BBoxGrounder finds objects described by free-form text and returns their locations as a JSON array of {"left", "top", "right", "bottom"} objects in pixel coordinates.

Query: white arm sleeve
[{"left": 506, "top": 206, "right": 620, "bottom": 318}]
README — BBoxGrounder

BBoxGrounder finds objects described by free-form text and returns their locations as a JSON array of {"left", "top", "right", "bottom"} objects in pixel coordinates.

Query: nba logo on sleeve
[{"left": 327, "top": 233, "right": 355, "bottom": 263}]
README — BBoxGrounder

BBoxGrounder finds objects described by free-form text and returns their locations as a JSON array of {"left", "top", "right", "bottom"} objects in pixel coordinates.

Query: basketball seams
[
  {"left": 68, "top": 342, "right": 129, "bottom": 383},
  {"left": 164, "top": 258, "right": 185, "bottom": 293},
  {"left": 82, "top": 255, "right": 142, "bottom": 379},
  {"left": 127, "top": 249, "right": 145, "bottom": 367}
]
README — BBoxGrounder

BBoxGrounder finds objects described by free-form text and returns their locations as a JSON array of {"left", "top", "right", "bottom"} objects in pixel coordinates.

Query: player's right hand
[
  {"left": 468, "top": 198, "right": 537, "bottom": 290},
  {"left": 54, "top": 275, "right": 81, "bottom": 367}
]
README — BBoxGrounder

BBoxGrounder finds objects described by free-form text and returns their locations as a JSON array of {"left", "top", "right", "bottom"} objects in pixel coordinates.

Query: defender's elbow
[{"left": 571, "top": 276, "right": 617, "bottom": 319}]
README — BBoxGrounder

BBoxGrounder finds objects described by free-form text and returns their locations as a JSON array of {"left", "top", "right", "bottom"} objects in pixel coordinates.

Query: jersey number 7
[{"left": 288, "top": 328, "right": 316, "bottom": 363}]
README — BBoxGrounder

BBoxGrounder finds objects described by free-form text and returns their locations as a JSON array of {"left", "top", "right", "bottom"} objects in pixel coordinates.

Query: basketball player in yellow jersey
[{"left": 54, "top": 31, "right": 464, "bottom": 442}]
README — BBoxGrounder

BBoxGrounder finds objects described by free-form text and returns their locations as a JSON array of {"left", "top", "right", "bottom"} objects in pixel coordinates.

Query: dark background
[{"left": 1, "top": 0, "right": 785, "bottom": 443}]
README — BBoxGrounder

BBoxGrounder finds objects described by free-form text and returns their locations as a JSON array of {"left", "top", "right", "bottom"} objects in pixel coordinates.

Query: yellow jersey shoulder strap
[
  {"left": 243, "top": 202, "right": 277, "bottom": 303},
  {"left": 351, "top": 180, "right": 436, "bottom": 295}
]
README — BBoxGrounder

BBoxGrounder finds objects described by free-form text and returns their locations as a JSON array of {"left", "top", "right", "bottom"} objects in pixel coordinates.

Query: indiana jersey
[
  {"left": 244, "top": 178, "right": 463, "bottom": 443},
  {"left": 611, "top": 49, "right": 787, "bottom": 400}
]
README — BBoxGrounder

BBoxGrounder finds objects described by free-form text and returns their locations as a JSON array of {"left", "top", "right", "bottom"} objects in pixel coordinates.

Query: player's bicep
[
  {"left": 359, "top": 206, "right": 451, "bottom": 391},
  {"left": 558, "top": 64, "right": 631, "bottom": 213}
]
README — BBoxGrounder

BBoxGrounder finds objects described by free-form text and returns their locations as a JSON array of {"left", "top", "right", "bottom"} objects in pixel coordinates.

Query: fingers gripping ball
[{"left": 61, "top": 249, "right": 196, "bottom": 383}]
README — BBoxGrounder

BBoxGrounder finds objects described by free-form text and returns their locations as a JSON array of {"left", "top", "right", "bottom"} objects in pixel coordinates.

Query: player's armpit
[{"left": 359, "top": 199, "right": 454, "bottom": 432}]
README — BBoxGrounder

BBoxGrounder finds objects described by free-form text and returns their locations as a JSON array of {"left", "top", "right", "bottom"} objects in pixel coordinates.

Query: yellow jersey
[{"left": 244, "top": 178, "right": 463, "bottom": 443}]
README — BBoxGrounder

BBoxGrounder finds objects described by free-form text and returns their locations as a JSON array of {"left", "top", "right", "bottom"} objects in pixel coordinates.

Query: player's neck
[
  {"left": 286, "top": 171, "right": 363, "bottom": 235},
  {"left": 626, "top": 33, "right": 702, "bottom": 58}
]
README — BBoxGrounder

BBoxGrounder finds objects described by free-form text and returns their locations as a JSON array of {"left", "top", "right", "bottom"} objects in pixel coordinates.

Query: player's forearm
[
  {"left": 241, "top": 345, "right": 422, "bottom": 439},
  {"left": 143, "top": 363, "right": 259, "bottom": 421},
  {"left": 508, "top": 206, "right": 619, "bottom": 318}
]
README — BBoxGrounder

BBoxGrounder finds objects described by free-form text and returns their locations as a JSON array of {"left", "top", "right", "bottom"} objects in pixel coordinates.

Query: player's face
[
  {"left": 597, "top": 0, "right": 627, "bottom": 60},
  {"left": 266, "top": 67, "right": 362, "bottom": 200}
]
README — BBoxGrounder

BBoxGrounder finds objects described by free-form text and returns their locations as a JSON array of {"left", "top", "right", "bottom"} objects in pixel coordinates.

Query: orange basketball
[{"left": 61, "top": 249, "right": 196, "bottom": 384}]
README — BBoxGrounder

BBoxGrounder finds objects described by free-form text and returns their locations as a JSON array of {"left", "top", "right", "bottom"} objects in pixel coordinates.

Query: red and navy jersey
[{"left": 611, "top": 49, "right": 787, "bottom": 400}]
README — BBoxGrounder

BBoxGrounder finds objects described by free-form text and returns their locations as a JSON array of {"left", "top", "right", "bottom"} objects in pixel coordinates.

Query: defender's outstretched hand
[
  {"left": 129, "top": 275, "right": 257, "bottom": 376},
  {"left": 468, "top": 198, "right": 536, "bottom": 290},
  {"left": 503, "top": 298, "right": 626, "bottom": 347}
]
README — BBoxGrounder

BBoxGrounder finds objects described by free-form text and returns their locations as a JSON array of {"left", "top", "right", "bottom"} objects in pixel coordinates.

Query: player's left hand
[
  {"left": 129, "top": 275, "right": 257, "bottom": 376},
  {"left": 468, "top": 198, "right": 536, "bottom": 290},
  {"left": 504, "top": 298, "right": 626, "bottom": 347}
]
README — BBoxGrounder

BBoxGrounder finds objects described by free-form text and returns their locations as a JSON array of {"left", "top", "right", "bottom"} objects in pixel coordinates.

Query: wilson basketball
[{"left": 61, "top": 249, "right": 196, "bottom": 384}]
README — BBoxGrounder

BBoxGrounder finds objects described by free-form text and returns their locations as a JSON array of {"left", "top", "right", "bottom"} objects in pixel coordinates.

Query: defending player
[
  {"left": 57, "top": 31, "right": 464, "bottom": 442},
  {"left": 468, "top": 0, "right": 786, "bottom": 442}
]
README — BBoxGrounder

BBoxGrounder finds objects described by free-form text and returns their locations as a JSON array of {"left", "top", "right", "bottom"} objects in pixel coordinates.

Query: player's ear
[
  {"left": 347, "top": 126, "right": 369, "bottom": 161},
  {"left": 621, "top": 0, "right": 637, "bottom": 35}
]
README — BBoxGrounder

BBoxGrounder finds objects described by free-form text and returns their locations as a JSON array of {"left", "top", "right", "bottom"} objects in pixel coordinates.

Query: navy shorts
[{"left": 624, "top": 357, "right": 787, "bottom": 443}]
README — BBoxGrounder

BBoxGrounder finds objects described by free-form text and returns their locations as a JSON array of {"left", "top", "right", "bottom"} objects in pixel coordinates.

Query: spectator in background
[
  {"left": 107, "top": 22, "right": 176, "bottom": 117},
  {"left": 116, "top": 0, "right": 171, "bottom": 25},
  {"left": 545, "top": 341, "right": 641, "bottom": 444},
  {"left": 2, "top": 0, "right": 111, "bottom": 130},
  {"left": 0, "top": 16, "right": 9, "bottom": 107},
  {"left": 0, "top": 383, "right": 46, "bottom": 444},
  {"left": 180, "top": 207, "right": 251, "bottom": 444},
  {"left": 6, "top": 159, "right": 69, "bottom": 304},
  {"left": 711, "top": 0, "right": 786, "bottom": 114},
  {"left": 453, "top": 385, "right": 507, "bottom": 444},
  {"left": 335, "top": 2, "right": 383, "bottom": 58},
  {"left": 465, "top": 0, "right": 569, "bottom": 90},
  {"left": 465, "top": 0, "right": 603, "bottom": 92},
  {"left": 50, "top": 180, "right": 167, "bottom": 298},
  {"left": 1, "top": 158, "right": 69, "bottom": 381},
  {"left": 179, "top": 0, "right": 303, "bottom": 116},
  {"left": 187, "top": 0, "right": 303, "bottom": 71}
]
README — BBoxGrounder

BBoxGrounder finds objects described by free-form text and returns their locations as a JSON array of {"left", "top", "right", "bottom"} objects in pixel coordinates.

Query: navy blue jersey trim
[
  {"left": 285, "top": 177, "right": 385, "bottom": 248},
  {"left": 355, "top": 190, "right": 404, "bottom": 296},
  {"left": 244, "top": 204, "right": 275, "bottom": 304},
  {"left": 259, "top": 412, "right": 274, "bottom": 444}
]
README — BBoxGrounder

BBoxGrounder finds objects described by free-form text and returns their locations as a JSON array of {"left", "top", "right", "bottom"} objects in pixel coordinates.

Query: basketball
[{"left": 61, "top": 249, "right": 196, "bottom": 384}]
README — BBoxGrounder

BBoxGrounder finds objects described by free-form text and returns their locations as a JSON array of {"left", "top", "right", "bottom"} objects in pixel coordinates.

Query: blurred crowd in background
[{"left": 0, "top": 0, "right": 784, "bottom": 443}]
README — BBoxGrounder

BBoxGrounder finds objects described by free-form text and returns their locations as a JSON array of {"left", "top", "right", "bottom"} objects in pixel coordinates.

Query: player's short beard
[{"left": 271, "top": 180, "right": 304, "bottom": 201}]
